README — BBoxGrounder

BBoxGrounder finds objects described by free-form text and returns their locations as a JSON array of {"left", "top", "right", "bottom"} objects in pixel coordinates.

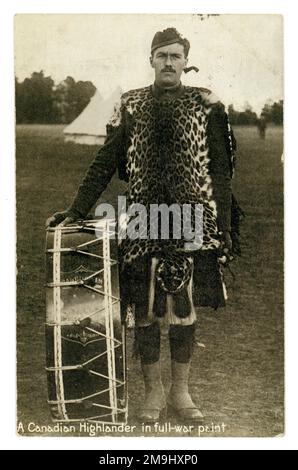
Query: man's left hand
[{"left": 221, "top": 231, "right": 232, "bottom": 253}]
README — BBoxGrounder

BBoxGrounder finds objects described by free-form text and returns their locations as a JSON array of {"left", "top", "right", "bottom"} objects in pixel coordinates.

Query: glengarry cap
[{"left": 151, "top": 27, "right": 190, "bottom": 57}]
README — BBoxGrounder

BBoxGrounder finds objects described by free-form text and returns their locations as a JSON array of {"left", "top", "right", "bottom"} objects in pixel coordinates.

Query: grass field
[{"left": 16, "top": 124, "right": 284, "bottom": 437}]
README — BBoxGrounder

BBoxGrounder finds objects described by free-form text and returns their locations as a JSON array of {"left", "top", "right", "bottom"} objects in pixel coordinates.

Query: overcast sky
[{"left": 14, "top": 14, "right": 283, "bottom": 114}]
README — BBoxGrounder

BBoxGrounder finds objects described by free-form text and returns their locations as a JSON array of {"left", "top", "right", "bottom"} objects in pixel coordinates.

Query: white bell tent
[{"left": 63, "top": 87, "right": 122, "bottom": 145}]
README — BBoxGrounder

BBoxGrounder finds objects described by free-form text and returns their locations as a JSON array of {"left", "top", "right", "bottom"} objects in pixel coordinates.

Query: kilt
[{"left": 120, "top": 250, "right": 227, "bottom": 327}]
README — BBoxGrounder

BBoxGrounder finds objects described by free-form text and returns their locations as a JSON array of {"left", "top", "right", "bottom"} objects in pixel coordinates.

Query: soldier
[
  {"left": 46, "top": 27, "right": 239, "bottom": 423},
  {"left": 257, "top": 116, "right": 267, "bottom": 139}
]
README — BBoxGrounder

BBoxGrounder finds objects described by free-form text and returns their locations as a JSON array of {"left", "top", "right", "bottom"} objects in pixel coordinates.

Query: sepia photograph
[{"left": 14, "top": 13, "right": 283, "bottom": 438}]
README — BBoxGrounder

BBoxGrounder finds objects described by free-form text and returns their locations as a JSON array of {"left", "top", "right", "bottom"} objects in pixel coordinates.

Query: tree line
[
  {"left": 15, "top": 71, "right": 283, "bottom": 125},
  {"left": 15, "top": 71, "right": 96, "bottom": 124},
  {"left": 228, "top": 101, "right": 283, "bottom": 126}
]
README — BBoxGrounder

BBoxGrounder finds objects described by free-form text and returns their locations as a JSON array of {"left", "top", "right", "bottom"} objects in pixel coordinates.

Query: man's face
[{"left": 150, "top": 43, "right": 188, "bottom": 88}]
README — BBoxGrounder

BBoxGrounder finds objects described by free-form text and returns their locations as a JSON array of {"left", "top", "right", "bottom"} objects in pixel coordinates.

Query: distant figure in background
[{"left": 257, "top": 116, "right": 267, "bottom": 139}]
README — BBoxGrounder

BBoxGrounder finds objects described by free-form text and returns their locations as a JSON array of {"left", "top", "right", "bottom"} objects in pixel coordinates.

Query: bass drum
[{"left": 45, "top": 220, "right": 127, "bottom": 424}]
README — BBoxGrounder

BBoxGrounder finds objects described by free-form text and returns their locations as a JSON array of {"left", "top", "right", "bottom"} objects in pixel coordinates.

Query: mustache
[{"left": 161, "top": 67, "right": 176, "bottom": 73}]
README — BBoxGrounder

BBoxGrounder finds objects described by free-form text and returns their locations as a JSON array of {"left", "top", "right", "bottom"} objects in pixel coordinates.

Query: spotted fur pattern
[{"left": 110, "top": 86, "right": 223, "bottom": 265}]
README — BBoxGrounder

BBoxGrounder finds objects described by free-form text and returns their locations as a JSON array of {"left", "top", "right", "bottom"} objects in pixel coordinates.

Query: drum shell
[{"left": 45, "top": 224, "right": 126, "bottom": 422}]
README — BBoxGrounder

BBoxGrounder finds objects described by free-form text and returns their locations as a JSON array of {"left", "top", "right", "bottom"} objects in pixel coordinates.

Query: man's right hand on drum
[{"left": 45, "top": 210, "right": 77, "bottom": 228}]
